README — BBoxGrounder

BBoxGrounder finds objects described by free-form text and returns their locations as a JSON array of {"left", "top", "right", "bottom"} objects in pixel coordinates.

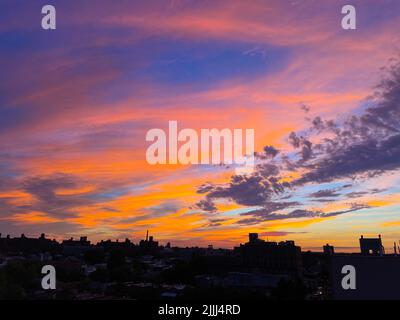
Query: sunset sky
[{"left": 1, "top": 0, "right": 400, "bottom": 251}]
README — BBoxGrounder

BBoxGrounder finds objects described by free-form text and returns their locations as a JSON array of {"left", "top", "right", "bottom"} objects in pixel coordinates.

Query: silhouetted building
[
  {"left": 235, "top": 233, "right": 302, "bottom": 276},
  {"left": 0, "top": 233, "right": 59, "bottom": 253},
  {"left": 62, "top": 236, "right": 92, "bottom": 255},
  {"left": 97, "top": 238, "right": 135, "bottom": 251},
  {"left": 323, "top": 244, "right": 334, "bottom": 255},
  {"left": 394, "top": 242, "right": 399, "bottom": 256},
  {"left": 139, "top": 230, "right": 159, "bottom": 250},
  {"left": 249, "top": 233, "right": 260, "bottom": 243},
  {"left": 62, "top": 236, "right": 91, "bottom": 246},
  {"left": 359, "top": 235, "right": 385, "bottom": 256}
]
